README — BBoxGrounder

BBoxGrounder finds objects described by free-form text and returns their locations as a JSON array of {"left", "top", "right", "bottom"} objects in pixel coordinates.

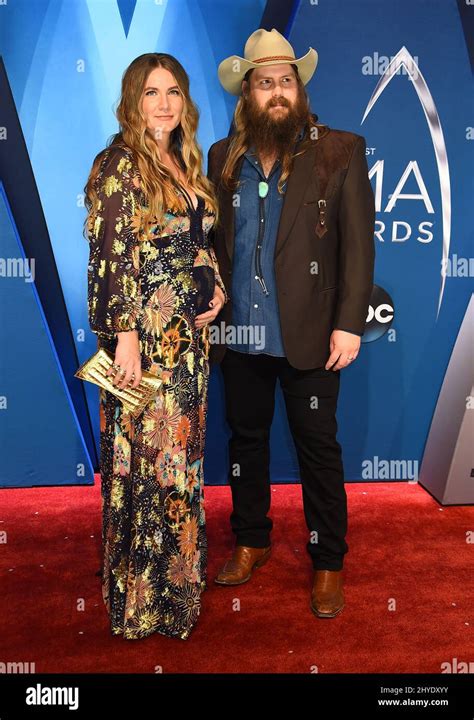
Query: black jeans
[{"left": 220, "top": 348, "right": 348, "bottom": 571}]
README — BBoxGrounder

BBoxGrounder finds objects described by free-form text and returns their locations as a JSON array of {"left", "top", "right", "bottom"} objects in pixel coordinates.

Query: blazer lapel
[
  {"left": 219, "top": 124, "right": 329, "bottom": 264},
  {"left": 274, "top": 142, "right": 317, "bottom": 260}
]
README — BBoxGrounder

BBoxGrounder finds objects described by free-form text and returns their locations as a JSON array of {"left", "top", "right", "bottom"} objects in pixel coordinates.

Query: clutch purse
[{"left": 74, "top": 347, "right": 162, "bottom": 418}]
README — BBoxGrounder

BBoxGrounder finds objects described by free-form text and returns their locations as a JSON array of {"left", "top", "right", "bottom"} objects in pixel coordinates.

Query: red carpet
[{"left": 0, "top": 479, "right": 472, "bottom": 673}]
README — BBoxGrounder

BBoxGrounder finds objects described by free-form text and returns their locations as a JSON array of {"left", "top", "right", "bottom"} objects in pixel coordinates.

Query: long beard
[{"left": 244, "top": 91, "right": 309, "bottom": 158}]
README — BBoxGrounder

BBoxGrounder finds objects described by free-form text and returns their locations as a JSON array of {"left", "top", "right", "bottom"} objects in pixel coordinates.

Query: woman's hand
[
  {"left": 195, "top": 286, "right": 225, "bottom": 329},
  {"left": 106, "top": 330, "right": 142, "bottom": 389}
]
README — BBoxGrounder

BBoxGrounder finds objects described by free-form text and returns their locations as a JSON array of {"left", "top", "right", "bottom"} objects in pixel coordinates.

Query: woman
[{"left": 83, "top": 53, "right": 227, "bottom": 640}]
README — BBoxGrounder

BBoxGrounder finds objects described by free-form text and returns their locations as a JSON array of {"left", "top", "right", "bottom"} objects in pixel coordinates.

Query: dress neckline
[{"left": 177, "top": 183, "right": 201, "bottom": 214}]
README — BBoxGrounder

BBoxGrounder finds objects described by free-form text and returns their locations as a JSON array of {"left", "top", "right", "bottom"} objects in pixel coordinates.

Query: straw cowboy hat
[{"left": 218, "top": 28, "right": 318, "bottom": 96}]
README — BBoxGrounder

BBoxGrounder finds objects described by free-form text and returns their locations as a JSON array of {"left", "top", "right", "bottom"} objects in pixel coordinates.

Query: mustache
[{"left": 267, "top": 98, "right": 290, "bottom": 107}]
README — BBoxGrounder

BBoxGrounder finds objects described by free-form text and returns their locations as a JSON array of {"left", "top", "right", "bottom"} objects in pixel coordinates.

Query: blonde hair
[{"left": 84, "top": 52, "right": 219, "bottom": 237}]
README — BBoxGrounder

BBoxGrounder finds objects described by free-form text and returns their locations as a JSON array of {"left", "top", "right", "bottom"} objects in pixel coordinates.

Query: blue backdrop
[{"left": 0, "top": 0, "right": 472, "bottom": 487}]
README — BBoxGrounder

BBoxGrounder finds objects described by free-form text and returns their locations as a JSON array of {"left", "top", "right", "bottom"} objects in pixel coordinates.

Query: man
[{"left": 207, "top": 28, "right": 375, "bottom": 617}]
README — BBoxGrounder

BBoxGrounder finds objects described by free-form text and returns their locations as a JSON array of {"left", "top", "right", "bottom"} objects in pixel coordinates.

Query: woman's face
[{"left": 141, "top": 66, "right": 184, "bottom": 143}]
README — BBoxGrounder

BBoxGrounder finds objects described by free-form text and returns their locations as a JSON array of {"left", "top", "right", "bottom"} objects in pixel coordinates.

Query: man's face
[
  {"left": 241, "top": 63, "right": 308, "bottom": 157},
  {"left": 245, "top": 64, "right": 299, "bottom": 116}
]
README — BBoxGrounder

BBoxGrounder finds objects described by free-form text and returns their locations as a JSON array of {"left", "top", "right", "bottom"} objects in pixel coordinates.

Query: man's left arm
[
  {"left": 325, "top": 136, "right": 375, "bottom": 369},
  {"left": 333, "top": 135, "right": 375, "bottom": 335}
]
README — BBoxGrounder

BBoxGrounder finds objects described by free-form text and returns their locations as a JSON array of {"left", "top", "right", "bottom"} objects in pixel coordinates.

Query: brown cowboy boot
[
  {"left": 310, "top": 569, "right": 345, "bottom": 618},
  {"left": 214, "top": 545, "right": 271, "bottom": 585}
]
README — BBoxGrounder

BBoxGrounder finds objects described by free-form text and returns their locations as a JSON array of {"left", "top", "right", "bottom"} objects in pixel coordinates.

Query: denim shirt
[
  {"left": 227, "top": 131, "right": 304, "bottom": 356},
  {"left": 228, "top": 127, "right": 361, "bottom": 356}
]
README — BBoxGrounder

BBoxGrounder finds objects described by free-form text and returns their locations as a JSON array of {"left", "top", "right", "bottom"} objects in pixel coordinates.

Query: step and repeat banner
[{"left": 0, "top": 0, "right": 472, "bottom": 493}]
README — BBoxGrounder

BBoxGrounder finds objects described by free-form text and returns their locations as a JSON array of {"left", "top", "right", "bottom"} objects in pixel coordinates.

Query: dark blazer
[{"left": 207, "top": 118, "right": 376, "bottom": 370}]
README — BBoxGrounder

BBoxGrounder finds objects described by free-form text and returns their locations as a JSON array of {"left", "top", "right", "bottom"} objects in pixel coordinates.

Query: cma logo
[
  {"left": 369, "top": 159, "right": 435, "bottom": 244},
  {"left": 363, "top": 285, "right": 394, "bottom": 343},
  {"left": 361, "top": 45, "right": 450, "bottom": 317}
]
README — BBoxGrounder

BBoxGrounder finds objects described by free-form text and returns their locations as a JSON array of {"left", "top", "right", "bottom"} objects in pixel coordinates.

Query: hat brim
[{"left": 218, "top": 47, "right": 318, "bottom": 95}]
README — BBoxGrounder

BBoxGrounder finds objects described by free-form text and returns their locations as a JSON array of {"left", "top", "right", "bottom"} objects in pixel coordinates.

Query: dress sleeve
[
  {"left": 87, "top": 147, "right": 143, "bottom": 340},
  {"left": 208, "top": 245, "right": 229, "bottom": 304}
]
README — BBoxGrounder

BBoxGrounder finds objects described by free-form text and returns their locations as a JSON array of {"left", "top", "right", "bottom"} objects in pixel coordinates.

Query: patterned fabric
[{"left": 86, "top": 143, "right": 225, "bottom": 640}]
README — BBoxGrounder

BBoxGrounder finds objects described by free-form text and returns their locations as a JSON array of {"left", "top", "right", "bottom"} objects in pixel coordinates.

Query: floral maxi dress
[{"left": 86, "top": 143, "right": 226, "bottom": 640}]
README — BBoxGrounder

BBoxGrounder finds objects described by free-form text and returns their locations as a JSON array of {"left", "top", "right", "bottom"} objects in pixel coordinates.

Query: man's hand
[
  {"left": 106, "top": 330, "right": 142, "bottom": 389},
  {"left": 195, "top": 286, "right": 225, "bottom": 329},
  {"left": 325, "top": 329, "right": 361, "bottom": 371}
]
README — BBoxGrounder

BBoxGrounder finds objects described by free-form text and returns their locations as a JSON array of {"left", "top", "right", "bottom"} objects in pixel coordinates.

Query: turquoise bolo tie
[{"left": 255, "top": 180, "right": 269, "bottom": 296}]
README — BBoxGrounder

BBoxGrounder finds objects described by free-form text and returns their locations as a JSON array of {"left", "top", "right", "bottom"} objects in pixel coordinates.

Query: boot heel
[{"left": 254, "top": 550, "right": 271, "bottom": 569}]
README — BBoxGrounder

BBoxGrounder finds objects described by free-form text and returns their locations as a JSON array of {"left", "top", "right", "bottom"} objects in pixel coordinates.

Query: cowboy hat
[{"left": 218, "top": 28, "right": 318, "bottom": 96}]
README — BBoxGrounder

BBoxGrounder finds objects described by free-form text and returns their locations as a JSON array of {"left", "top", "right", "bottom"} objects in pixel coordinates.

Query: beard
[{"left": 243, "top": 89, "right": 309, "bottom": 158}]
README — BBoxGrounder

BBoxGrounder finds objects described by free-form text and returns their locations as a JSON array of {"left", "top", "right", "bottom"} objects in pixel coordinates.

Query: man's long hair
[
  {"left": 221, "top": 64, "right": 318, "bottom": 195},
  {"left": 83, "top": 52, "right": 219, "bottom": 238}
]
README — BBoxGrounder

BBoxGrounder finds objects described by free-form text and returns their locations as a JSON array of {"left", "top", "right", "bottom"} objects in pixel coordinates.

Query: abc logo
[{"left": 362, "top": 285, "right": 394, "bottom": 343}]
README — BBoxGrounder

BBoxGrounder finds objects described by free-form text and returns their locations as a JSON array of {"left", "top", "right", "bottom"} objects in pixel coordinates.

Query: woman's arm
[
  {"left": 87, "top": 146, "right": 143, "bottom": 388},
  {"left": 208, "top": 245, "right": 229, "bottom": 304},
  {"left": 87, "top": 146, "right": 142, "bottom": 337}
]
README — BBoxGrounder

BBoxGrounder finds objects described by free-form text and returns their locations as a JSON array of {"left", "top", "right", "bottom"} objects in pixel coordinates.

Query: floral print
[{"left": 86, "top": 143, "right": 225, "bottom": 640}]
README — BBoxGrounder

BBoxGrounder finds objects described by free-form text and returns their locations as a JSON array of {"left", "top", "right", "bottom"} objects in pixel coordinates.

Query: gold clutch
[{"left": 75, "top": 347, "right": 162, "bottom": 418}]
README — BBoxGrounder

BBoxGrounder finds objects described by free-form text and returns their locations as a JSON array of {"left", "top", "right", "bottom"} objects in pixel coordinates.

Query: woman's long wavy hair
[
  {"left": 221, "top": 64, "right": 318, "bottom": 194},
  {"left": 83, "top": 53, "right": 219, "bottom": 238}
]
